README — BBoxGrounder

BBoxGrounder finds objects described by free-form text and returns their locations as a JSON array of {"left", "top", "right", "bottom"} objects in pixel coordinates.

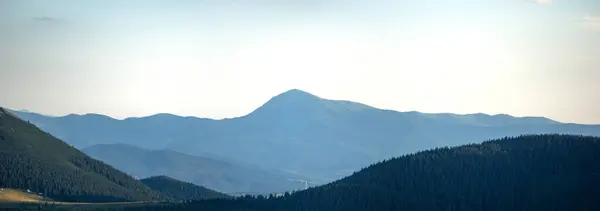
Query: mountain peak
[
  {"left": 243, "top": 89, "right": 324, "bottom": 118},
  {"left": 255, "top": 89, "right": 322, "bottom": 108},
  {"left": 244, "top": 89, "right": 377, "bottom": 121},
  {"left": 276, "top": 89, "right": 320, "bottom": 99},
  {"left": 263, "top": 89, "right": 322, "bottom": 107}
]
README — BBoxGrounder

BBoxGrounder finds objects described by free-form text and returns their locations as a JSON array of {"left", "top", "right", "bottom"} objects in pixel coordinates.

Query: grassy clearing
[
  {"left": 0, "top": 188, "right": 168, "bottom": 210},
  {"left": 0, "top": 188, "right": 50, "bottom": 203}
]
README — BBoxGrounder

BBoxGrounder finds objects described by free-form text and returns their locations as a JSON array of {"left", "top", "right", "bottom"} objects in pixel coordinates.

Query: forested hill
[
  {"left": 114, "top": 134, "right": 600, "bottom": 211},
  {"left": 141, "top": 176, "right": 230, "bottom": 201},
  {"left": 0, "top": 107, "right": 162, "bottom": 202}
]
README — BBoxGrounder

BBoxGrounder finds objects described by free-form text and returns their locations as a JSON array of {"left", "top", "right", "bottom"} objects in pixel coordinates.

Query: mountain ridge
[
  {"left": 6, "top": 89, "right": 600, "bottom": 181},
  {"left": 5, "top": 89, "right": 565, "bottom": 124}
]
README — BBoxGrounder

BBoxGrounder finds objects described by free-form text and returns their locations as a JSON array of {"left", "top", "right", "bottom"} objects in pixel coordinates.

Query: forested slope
[
  {"left": 0, "top": 107, "right": 161, "bottom": 202},
  {"left": 109, "top": 134, "right": 600, "bottom": 211},
  {"left": 141, "top": 176, "right": 230, "bottom": 201}
]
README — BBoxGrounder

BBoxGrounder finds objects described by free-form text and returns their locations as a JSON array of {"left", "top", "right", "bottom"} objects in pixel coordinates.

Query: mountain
[
  {"left": 0, "top": 107, "right": 162, "bottom": 202},
  {"left": 119, "top": 134, "right": 600, "bottom": 211},
  {"left": 140, "top": 176, "right": 229, "bottom": 200},
  {"left": 9, "top": 89, "right": 600, "bottom": 181},
  {"left": 82, "top": 144, "right": 307, "bottom": 194}
]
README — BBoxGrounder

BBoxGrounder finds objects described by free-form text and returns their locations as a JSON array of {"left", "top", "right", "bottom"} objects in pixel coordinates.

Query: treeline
[{"left": 89, "top": 134, "right": 600, "bottom": 211}]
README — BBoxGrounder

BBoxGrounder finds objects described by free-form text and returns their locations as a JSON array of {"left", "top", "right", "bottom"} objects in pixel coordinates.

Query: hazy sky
[{"left": 1, "top": 0, "right": 599, "bottom": 124}]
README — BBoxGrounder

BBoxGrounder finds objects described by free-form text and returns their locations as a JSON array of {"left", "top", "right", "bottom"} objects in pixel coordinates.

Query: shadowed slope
[{"left": 0, "top": 107, "right": 162, "bottom": 202}]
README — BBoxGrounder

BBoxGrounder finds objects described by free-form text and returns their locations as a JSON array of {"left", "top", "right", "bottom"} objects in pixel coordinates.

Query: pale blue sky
[{"left": 1, "top": 0, "right": 599, "bottom": 124}]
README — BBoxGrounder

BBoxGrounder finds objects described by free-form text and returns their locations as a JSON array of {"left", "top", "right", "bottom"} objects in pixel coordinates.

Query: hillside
[
  {"left": 82, "top": 144, "right": 306, "bottom": 194},
  {"left": 115, "top": 134, "right": 600, "bottom": 211},
  {"left": 0, "top": 107, "right": 162, "bottom": 202},
  {"left": 10, "top": 89, "right": 600, "bottom": 181},
  {"left": 140, "top": 176, "right": 229, "bottom": 201}
]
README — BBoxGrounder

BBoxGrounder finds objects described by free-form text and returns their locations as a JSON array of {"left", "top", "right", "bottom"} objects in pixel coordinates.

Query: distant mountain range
[
  {"left": 82, "top": 144, "right": 306, "bottom": 194},
  {"left": 9, "top": 89, "right": 600, "bottom": 181}
]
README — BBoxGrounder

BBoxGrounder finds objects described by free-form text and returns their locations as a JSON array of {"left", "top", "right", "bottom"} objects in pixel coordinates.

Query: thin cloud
[
  {"left": 33, "top": 16, "right": 58, "bottom": 22},
  {"left": 30, "top": 16, "right": 67, "bottom": 26},
  {"left": 581, "top": 15, "right": 600, "bottom": 31},
  {"left": 533, "top": 0, "right": 553, "bottom": 4}
]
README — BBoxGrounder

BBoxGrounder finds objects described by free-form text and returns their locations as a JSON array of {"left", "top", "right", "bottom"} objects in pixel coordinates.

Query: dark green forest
[
  {"left": 96, "top": 134, "right": 600, "bottom": 211},
  {"left": 0, "top": 108, "right": 161, "bottom": 202},
  {"left": 140, "top": 176, "right": 230, "bottom": 201}
]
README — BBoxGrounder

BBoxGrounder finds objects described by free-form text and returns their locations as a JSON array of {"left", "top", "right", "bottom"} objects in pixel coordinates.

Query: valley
[{"left": 82, "top": 144, "right": 307, "bottom": 194}]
